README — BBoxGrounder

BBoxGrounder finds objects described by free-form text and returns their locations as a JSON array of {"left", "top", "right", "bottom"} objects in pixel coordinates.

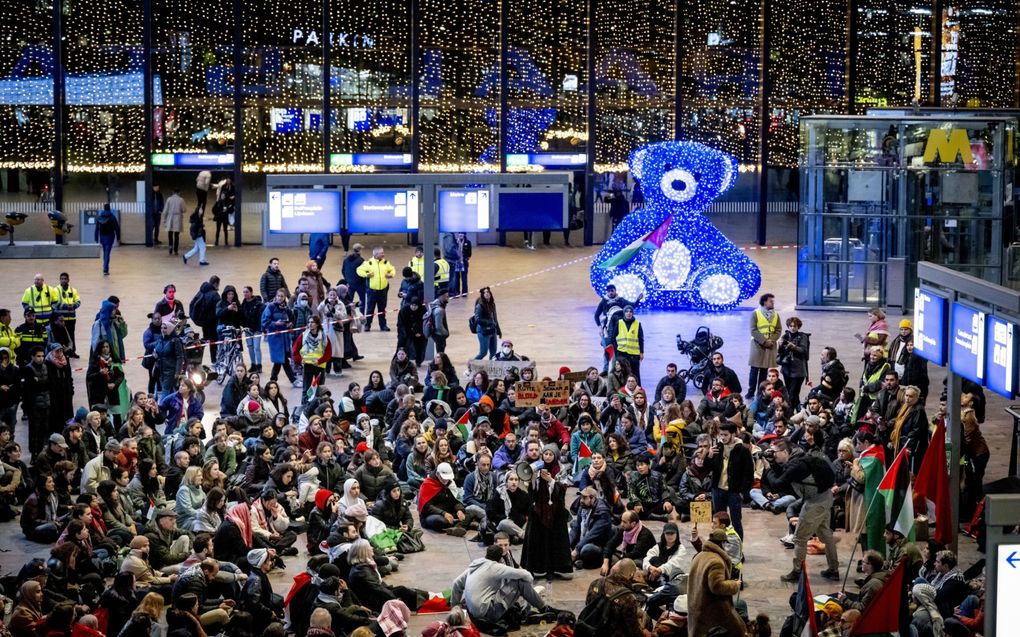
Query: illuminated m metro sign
[
  {"left": 292, "top": 29, "right": 374, "bottom": 48},
  {"left": 923, "top": 128, "right": 975, "bottom": 164}
]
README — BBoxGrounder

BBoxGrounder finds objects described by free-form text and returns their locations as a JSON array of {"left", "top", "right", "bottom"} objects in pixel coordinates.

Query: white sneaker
[
  {"left": 533, "top": 585, "right": 546, "bottom": 597},
  {"left": 780, "top": 534, "right": 794, "bottom": 544}
]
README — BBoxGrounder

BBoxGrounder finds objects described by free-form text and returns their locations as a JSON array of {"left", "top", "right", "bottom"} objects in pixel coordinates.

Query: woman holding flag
[{"left": 292, "top": 315, "right": 331, "bottom": 408}]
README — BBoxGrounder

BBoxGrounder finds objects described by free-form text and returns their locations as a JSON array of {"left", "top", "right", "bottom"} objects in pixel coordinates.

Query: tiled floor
[{"left": 0, "top": 229, "right": 1002, "bottom": 632}]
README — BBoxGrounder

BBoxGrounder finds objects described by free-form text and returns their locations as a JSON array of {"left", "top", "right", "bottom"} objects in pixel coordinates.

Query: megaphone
[{"left": 514, "top": 461, "right": 535, "bottom": 483}]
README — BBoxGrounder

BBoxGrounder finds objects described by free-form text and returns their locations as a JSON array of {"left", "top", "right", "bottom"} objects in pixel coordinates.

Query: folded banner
[
  {"left": 466, "top": 358, "right": 536, "bottom": 379},
  {"left": 515, "top": 380, "right": 573, "bottom": 407}
]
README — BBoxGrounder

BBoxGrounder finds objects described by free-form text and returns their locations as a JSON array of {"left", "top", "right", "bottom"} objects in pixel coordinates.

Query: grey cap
[
  {"left": 49, "top": 433, "right": 69, "bottom": 449},
  {"left": 805, "top": 415, "right": 822, "bottom": 427},
  {"left": 104, "top": 439, "right": 122, "bottom": 453}
]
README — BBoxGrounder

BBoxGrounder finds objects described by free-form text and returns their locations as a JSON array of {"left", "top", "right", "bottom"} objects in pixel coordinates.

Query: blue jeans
[
  {"left": 475, "top": 332, "right": 497, "bottom": 359},
  {"left": 749, "top": 489, "right": 796, "bottom": 511},
  {"left": 245, "top": 333, "right": 262, "bottom": 365},
  {"left": 100, "top": 236, "right": 114, "bottom": 272},
  {"left": 185, "top": 237, "right": 207, "bottom": 262},
  {"left": 711, "top": 487, "right": 744, "bottom": 539}
]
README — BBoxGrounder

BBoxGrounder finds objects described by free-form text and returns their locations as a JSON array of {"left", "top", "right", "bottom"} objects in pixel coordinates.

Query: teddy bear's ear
[{"left": 629, "top": 147, "right": 648, "bottom": 182}]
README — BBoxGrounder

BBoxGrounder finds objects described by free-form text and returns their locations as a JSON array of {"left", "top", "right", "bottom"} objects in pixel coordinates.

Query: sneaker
[
  {"left": 573, "top": 559, "right": 584, "bottom": 569},
  {"left": 280, "top": 546, "right": 298, "bottom": 557},
  {"left": 779, "top": 534, "right": 795, "bottom": 545},
  {"left": 780, "top": 570, "right": 800, "bottom": 583},
  {"left": 820, "top": 568, "right": 841, "bottom": 581},
  {"left": 380, "top": 326, "right": 391, "bottom": 332},
  {"left": 182, "top": 255, "right": 188, "bottom": 264},
  {"left": 444, "top": 526, "right": 467, "bottom": 538},
  {"left": 524, "top": 610, "right": 557, "bottom": 625},
  {"left": 292, "top": 379, "right": 303, "bottom": 389},
  {"left": 199, "top": 261, "right": 210, "bottom": 266}
]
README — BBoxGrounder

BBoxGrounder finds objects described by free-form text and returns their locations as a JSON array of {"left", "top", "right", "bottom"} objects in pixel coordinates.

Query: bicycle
[{"left": 212, "top": 326, "right": 247, "bottom": 384}]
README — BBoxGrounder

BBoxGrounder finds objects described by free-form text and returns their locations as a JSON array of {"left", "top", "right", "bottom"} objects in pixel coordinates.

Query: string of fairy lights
[{"left": 1, "top": 1, "right": 1018, "bottom": 175}]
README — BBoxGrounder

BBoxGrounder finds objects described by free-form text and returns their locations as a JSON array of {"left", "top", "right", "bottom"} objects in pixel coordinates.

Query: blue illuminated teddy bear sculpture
[{"left": 590, "top": 141, "right": 761, "bottom": 311}]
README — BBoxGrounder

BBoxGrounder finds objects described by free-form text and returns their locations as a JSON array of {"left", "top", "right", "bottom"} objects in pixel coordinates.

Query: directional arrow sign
[
  {"left": 1009, "top": 551, "right": 1020, "bottom": 569},
  {"left": 997, "top": 544, "right": 1020, "bottom": 635}
]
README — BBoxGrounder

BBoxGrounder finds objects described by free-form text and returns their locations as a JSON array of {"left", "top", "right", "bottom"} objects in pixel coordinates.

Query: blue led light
[{"left": 590, "top": 141, "right": 761, "bottom": 311}]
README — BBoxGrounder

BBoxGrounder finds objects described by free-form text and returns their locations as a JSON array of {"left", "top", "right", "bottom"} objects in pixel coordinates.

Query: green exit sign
[
  {"left": 330, "top": 154, "right": 353, "bottom": 166},
  {"left": 151, "top": 153, "right": 175, "bottom": 166}
]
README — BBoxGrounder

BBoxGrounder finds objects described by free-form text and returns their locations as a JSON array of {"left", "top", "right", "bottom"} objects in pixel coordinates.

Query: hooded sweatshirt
[{"left": 450, "top": 557, "right": 538, "bottom": 620}]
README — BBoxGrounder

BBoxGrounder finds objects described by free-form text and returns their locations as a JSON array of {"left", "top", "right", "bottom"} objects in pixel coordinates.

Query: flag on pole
[
  {"left": 848, "top": 558, "right": 909, "bottom": 636},
  {"left": 598, "top": 217, "right": 672, "bottom": 269},
  {"left": 794, "top": 561, "right": 817, "bottom": 637},
  {"left": 879, "top": 447, "right": 915, "bottom": 540},
  {"left": 575, "top": 441, "right": 593, "bottom": 473},
  {"left": 604, "top": 344, "right": 615, "bottom": 362},
  {"left": 913, "top": 418, "right": 952, "bottom": 544},
  {"left": 305, "top": 373, "right": 319, "bottom": 403},
  {"left": 859, "top": 443, "right": 887, "bottom": 551}
]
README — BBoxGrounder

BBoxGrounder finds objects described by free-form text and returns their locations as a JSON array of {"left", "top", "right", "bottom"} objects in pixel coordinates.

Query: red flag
[
  {"left": 794, "top": 561, "right": 817, "bottom": 637},
  {"left": 456, "top": 410, "right": 471, "bottom": 426},
  {"left": 578, "top": 442, "right": 592, "bottom": 458},
  {"left": 604, "top": 344, "right": 615, "bottom": 361},
  {"left": 913, "top": 418, "right": 953, "bottom": 544},
  {"left": 848, "top": 558, "right": 908, "bottom": 636}
]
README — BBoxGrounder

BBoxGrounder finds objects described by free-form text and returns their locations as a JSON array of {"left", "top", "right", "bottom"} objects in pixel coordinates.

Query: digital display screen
[
  {"left": 497, "top": 190, "right": 566, "bottom": 231},
  {"left": 439, "top": 189, "right": 490, "bottom": 233},
  {"left": 505, "top": 153, "right": 586, "bottom": 168},
  {"left": 949, "top": 302, "right": 985, "bottom": 384},
  {"left": 984, "top": 315, "right": 1016, "bottom": 398},
  {"left": 346, "top": 189, "right": 419, "bottom": 233},
  {"left": 271, "top": 108, "right": 303, "bottom": 134},
  {"left": 268, "top": 190, "right": 342, "bottom": 234},
  {"left": 330, "top": 153, "right": 413, "bottom": 167},
  {"left": 913, "top": 288, "right": 948, "bottom": 366},
  {"left": 151, "top": 153, "right": 234, "bottom": 168}
]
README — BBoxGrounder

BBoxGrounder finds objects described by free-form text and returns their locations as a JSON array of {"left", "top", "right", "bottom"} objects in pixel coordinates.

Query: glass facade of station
[
  {"left": 1, "top": 0, "right": 1019, "bottom": 236},
  {"left": 798, "top": 114, "right": 1016, "bottom": 309}
]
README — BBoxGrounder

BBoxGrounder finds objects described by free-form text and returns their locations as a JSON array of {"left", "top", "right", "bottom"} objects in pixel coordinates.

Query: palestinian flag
[
  {"left": 794, "top": 562, "right": 817, "bottom": 637},
  {"left": 859, "top": 444, "right": 887, "bottom": 551},
  {"left": 417, "top": 590, "right": 452, "bottom": 614},
  {"left": 848, "top": 557, "right": 910, "bottom": 636},
  {"left": 306, "top": 373, "right": 319, "bottom": 403},
  {"left": 575, "top": 441, "right": 593, "bottom": 472},
  {"left": 604, "top": 344, "right": 616, "bottom": 362},
  {"left": 455, "top": 410, "right": 471, "bottom": 442},
  {"left": 879, "top": 448, "right": 915, "bottom": 540},
  {"left": 914, "top": 419, "right": 952, "bottom": 544},
  {"left": 598, "top": 216, "right": 671, "bottom": 269}
]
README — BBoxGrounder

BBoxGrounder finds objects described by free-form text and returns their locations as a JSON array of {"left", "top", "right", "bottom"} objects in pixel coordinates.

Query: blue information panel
[
  {"left": 497, "top": 189, "right": 567, "bottom": 231},
  {"left": 272, "top": 108, "right": 303, "bottom": 133},
  {"left": 439, "top": 189, "right": 490, "bottom": 233},
  {"left": 913, "top": 288, "right": 948, "bottom": 366},
  {"left": 268, "top": 190, "right": 342, "bottom": 234},
  {"left": 151, "top": 152, "right": 234, "bottom": 168},
  {"left": 331, "top": 153, "right": 413, "bottom": 168},
  {"left": 985, "top": 315, "right": 1016, "bottom": 398},
  {"left": 950, "top": 302, "right": 985, "bottom": 384},
  {"left": 346, "top": 189, "right": 420, "bottom": 233},
  {"left": 506, "top": 152, "right": 586, "bottom": 168}
]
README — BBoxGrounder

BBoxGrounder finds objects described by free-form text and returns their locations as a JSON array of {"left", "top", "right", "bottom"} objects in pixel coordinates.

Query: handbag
[{"left": 396, "top": 527, "right": 426, "bottom": 554}]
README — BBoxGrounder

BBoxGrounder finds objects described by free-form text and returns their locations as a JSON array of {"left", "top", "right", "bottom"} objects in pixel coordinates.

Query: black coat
[
  {"left": 47, "top": 359, "right": 74, "bottom": 430},
  {"left": 189, "top": 283, "right": 220, "bottom": 331},
  {"left": 604, "top": 524, "right": 656, "bottom": 562},
  {"left": 213, "top": 519, "right": 249, "bottom": 568},
  {"left": 707, "top": 441, "right": 754, "bottom": 494},
  {"left": 520, "top": 480, "right": 572, "bottom": 575},
  {"left": 485, "top": 487, "right": 530, "bottom": 527},
  {"left": 348, "top": 563, "right": 400, "bottom": 613}
]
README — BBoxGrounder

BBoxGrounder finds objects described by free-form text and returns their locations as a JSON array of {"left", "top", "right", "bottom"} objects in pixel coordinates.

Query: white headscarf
[{"left": 338, "top": 478, "right": 364, "bottom": 514}]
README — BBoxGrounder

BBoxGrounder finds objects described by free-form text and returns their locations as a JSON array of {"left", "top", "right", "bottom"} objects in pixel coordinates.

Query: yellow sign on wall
[{"left": 923, "top": 128, "right": 975, "bottom": 164}]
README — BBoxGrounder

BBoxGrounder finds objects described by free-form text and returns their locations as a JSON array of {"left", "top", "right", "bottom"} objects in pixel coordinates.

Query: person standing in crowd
[
  {"left": 890, "top": 384, "right": 928, "bottom": 474},
  {"left": 195, "top": 170, "right": 212, "bottom": 214},
  {"left": 263, "top": 288, "right": 298, "bottom": 386},
  {"left": 163, "top": 188, "right": 185, "bottom": 256},
  {"left": 14, "top": 309, "right": 46, "bottom": 364},
  {"left": 594, "top": 284, "right": 640, "bottom": 374},
  {"left": 707, "top": 422, "right": 752, "bottom": 539},
  {"left": 150, "top": 183, "right": 164, "bottom": 245},
  {"left": 778, "top": 316, "right": 810, "bottom": 406},
  {"left": 433, "top": 248, "right": 450, "bottom": 296},
  {"left": 749, "top": 293, "right": 780, "bottom": 398},
  {"left": 770, "top": 438, "right": 840, "bottom": 583},
  {"left": 54, "top": 273, "right": 81, "bottom": 358},
  {"left": 182, "top": 206, "right": 209, "bottom": 266},
  {"left": 259, "top": 257, "right": 288, "bottom": 303},
  {"left": 21, "top": 273, "right": 59, "bottom": 326},
  {"left": 428, "top": 288, "right": 450, "bottom": 354},
  {"left": 21, "top": 346, "right": 51, "bottom": 456},
  {"left": 240, "top": 286, "right": 264, "bottom": 374},
  {"left": 95, "top": 203, "right": 121, "bottom": 276},
  {"left": 356, "top": 246, "right": 396, "bottom": 332},
  {"left": 688, "top": 528, "right": 744, "bottom": 637},
  {"left": 45, "top": 342, "right": 74, "bottom": 438},
  {"left": 855, "top": 307, "right": 889, "bottom": 361},
  {"left": 472, "top": 287, "right": 501, "bottom": 361},
  {"left": 407, "top": 245, "right": 425, "bottom": 279},
  {"left": 397, "top": 296, "right": 427, "bottom": 367},
  {"left": 398, "top": 267, "right": 424, "bottom": 311},
  {"left": 212, "top": 177, "right": 234, "bottom": 247},
  {"left": 292, "top": 315, "right": 330, "bottom": 406},
  {"left": 0, "top": 345, "right": 20, "bottom": 430},
  {"left": 521, "top": 465, "right": 573, "bottom": 581},
  {"left": 610, "top": 305, "right": 644, "bottom": 385},
  {"left": 189, "top": 276, "right": 220, "bottom": 362},
  {"left": 0, "top": 308, "right": 20, "bottom": 364},
  {"left": 443, "top": 232, "right": 472, "bottom": 299},
  {"left": 343, "top": 243, "right": 366, "bottom": 308}
]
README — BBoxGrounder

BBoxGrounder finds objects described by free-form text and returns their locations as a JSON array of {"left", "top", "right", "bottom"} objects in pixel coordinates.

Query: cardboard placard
[
  {"left": 561, "top": 371, "right": 589, "bottom": 384},
  {"left": 690, "top": 500, "right": 713, "bottom": 525},
  {"left": 466, "top": 359, "right": 536, "bottom": 379},
  {"left": 515, "top": 380, "right": 573, "bottom": 408}
]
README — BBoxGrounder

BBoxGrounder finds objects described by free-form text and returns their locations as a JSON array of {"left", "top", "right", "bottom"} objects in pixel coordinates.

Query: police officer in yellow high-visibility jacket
[
  {"left": 20, "top": 273, "right": 61, "bottom": 325},
  {"left": 433, "top": 247, "right": 450, "bottom": 295},
  {"left": 0, "top": 309, "right": 20, "bottom": 363},
  {"left": 748, "top": 293, "right": 781, "bottom": 398},
  {"left": 356, "top": 246, "right": 396, "bottom": 331},
  {"left": 55, "top": 272, "right": 82, "bottom": 357},
  {"left": 408, "top": 245, "right": 425, "bottom": 279},
  {"left": 610, "top": 305, "right": 644, "bottom": 385}
]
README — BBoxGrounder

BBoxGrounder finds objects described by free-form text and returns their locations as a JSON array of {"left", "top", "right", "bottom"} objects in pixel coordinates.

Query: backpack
[
  {"left": 575, "top": 578, "right": 633, "bottom": 637},
  {"left": 423, "top": 306, "right": 436, "bottom": 338},
  {"left": 468, "top": 314, "right": 478, "bottom": 334}
]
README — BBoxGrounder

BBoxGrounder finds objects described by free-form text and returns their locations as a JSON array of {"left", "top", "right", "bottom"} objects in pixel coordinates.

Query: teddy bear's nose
[{"left": 671, "top": 179, "right": 687, "bottom": 192}]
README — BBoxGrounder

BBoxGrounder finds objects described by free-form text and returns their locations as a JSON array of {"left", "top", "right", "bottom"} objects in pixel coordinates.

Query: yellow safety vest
[
  {"left": 21, "top": 285, "right": 60, "bottom": 323},
  {"left": 408, "top": 255, "right": 424, "bottom": 279},
  {"left": 0, "top": 325, "right": 20, "bottom": 362},
  {"left": 753, "top": 308, "right": 779, "bottom": 339},
  {"left": 55, "top": 285, "right": 81, "bottom": 319},
  {"left": 300, "top": 332, "right": 327, "bottom": 367},
  {"left": 616, "top": 319, "right": 641, "bottom": 355},
  {"left": 727, "top": 526, "right": 744, "bottom": 572},
  {"left": 356, "top": 258, "right": 396, "bottom": 291},
  {"left": 435, "top": 259, "right": 450, "bottom": 284}
]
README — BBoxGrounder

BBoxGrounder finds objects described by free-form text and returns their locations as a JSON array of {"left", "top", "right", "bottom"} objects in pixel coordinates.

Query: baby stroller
[{"left": 676, "top": 326, "right": 724, "bottom": 393}]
